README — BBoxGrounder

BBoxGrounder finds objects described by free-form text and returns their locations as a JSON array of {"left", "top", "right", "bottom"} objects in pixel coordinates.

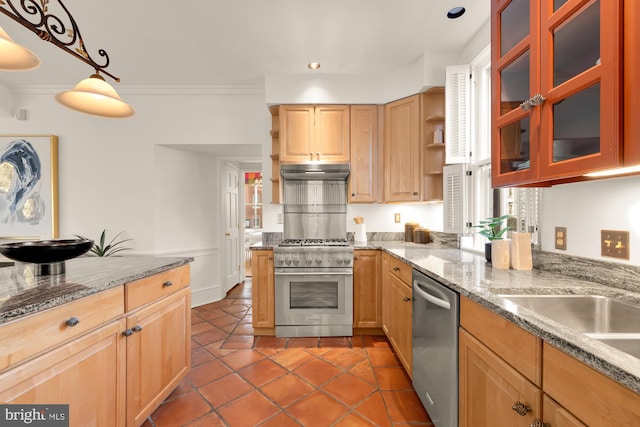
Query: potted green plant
[
  {"left": 76, "top": 230, "right": 133, "bottom": 257},
  {"left": 472, "top": 215, "right": 511, "bottom": 262}
]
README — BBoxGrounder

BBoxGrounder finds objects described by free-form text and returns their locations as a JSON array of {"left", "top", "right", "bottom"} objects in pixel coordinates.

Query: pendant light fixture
[
  {"left": 0, "top": 26, "right": 40, "bottom": 71},
  {"left": 0, "top": 1, "right": 134, "bottom": 118}
]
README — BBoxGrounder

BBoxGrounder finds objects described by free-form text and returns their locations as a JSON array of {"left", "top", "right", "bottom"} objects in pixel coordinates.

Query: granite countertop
[
  {"left": 252, "top": 239, "right": 640, "bottom": 393},
  {"left": 369, "top": 241, "right": 640, "bottom": 395},
  {"left": 0, "top": 256, "right": 192, "bottom": 325}
]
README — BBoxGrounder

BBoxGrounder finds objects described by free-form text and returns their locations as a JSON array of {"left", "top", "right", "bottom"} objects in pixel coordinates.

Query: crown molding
[{"left": 6, "top": 84, "right": 265, "bottom": 98}]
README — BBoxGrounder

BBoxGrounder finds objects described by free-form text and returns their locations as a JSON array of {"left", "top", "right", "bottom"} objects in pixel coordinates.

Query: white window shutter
[
  {"left": 444, "top": 164, "right": 467, "bottom": 233},
  {"left": 445, "top": 64, "right": 471, "bottom": 164}
]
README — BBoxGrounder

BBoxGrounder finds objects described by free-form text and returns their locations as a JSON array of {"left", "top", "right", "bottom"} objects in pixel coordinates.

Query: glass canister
[{"left": 404, "top": 222, "right": 419, "bottom": 242}]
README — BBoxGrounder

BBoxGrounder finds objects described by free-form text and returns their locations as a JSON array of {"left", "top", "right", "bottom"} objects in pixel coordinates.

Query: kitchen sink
[
  {"left": 585, "top": 334, "right": 640, "bottom": 359},
  {"left": 498, "top": 294, "right": 640, "bottom": 334}
]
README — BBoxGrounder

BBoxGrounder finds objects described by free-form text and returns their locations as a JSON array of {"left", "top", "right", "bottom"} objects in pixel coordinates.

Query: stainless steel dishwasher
[{"left": 412, "top": 269, "right": 459, "bottom": 427}]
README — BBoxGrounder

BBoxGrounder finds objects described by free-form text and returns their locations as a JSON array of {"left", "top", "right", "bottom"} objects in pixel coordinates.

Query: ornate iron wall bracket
[{"left": 0, "top": 0, "right": 120, "bottom": 82}]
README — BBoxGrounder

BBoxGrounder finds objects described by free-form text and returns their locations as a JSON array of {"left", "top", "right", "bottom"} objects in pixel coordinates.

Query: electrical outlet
[
  {"left": 601, "top": 230, "right": 630, "bottom": 260},
  {"left": 555, "top": 227, "right": 567, "bottom": 250},
  {"left": 394, "top": 213, "right": 401, "bottom": 223}
]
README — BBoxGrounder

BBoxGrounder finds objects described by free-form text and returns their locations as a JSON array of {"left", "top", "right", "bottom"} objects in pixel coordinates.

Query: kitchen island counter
[{"left": 0, "top": 256, "right": 192, "bottom": 325}]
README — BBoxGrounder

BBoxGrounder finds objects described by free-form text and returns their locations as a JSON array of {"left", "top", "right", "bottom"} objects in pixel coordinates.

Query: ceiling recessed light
[
  {"left": 447, "top": 7, "right": 466, "bottom": 19},
  {"left": 308, "top": 62, "right": 321, "bottom": 70}
]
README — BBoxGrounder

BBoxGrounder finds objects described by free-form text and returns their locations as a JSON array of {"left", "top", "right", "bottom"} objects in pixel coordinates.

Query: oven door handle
[{"left": 275, "top": 271, "right": 353, "bottom": 277}]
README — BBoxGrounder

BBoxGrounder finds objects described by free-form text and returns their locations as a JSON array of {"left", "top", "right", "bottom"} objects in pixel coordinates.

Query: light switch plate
[
  {"left": 555, "top": 227, "right": 567, "bottom": 250},
  {"left": 601, "top": 230, "right": 630, "bottom": 260}
]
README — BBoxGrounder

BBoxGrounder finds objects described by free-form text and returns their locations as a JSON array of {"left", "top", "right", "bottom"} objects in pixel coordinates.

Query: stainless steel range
[{"left": 275, "top": 164, "right": 353, "bottom": 337}]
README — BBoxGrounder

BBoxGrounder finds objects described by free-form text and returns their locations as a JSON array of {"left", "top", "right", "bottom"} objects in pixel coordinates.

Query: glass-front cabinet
[{"left": 492, "top": 0, "right": 622, "bottom": 187}]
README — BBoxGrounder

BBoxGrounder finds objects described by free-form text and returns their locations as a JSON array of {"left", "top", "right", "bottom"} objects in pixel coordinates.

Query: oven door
[{"left": 275, "top": 270, "right": 353, "bottom": 337}]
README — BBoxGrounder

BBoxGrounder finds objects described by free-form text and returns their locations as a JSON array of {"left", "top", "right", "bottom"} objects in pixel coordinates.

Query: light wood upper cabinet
[
  {"left": 384, "top": 94, "right": 421, "bottom": 202},
  {"left": 349, "top": 105, "right": 382, "bottom": 203},
  {"left": 492, "top": 0, "right": 623, "bottom": 186},
  {"left": 353, "top": 249, "right": 382, "bottom": 329},
  {"left": 251, "top": 249, "right": 275, "bottom": 334},
  {"left": 280, "top": 105, "right": 350, "bottom": 163}
]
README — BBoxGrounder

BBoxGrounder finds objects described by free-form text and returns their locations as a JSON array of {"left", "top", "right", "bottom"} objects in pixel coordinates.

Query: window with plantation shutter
[
  {"left": 445, "top": 64, "right": 471, "bottom": 164},
  {"left": 444, "top": 164, "right": 468, "bottom": 233}
]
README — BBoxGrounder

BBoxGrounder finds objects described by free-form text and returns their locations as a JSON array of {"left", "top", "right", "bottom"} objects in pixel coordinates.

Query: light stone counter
[{"left": 0, "top": 256, "right": 192, "bottom": 325}]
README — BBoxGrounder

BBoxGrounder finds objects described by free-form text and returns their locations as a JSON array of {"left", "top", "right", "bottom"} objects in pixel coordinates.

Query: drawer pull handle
[
  {"left": 512, "top": 401, "right": 531, "bottom": 416},
  {"left": 163, "top": 281, "right": 173, "bottom": 287},
  {"left": 133, "top": 325, "right": 143, "bottom": 333},
  {"left": 65, "top": 317, "right": 80, "bottom": 327},
  {"left": 393, "top": 267, "right": 400, "bottom": 272},
  {"left": 122, "top": 329, "right": 134, "bottom": 337},
  {"left": 530, "top": 420, "right": 549, "bottom": 427},
  {"left": 403, "top": 296, "right": 411, "bottom": 302}
]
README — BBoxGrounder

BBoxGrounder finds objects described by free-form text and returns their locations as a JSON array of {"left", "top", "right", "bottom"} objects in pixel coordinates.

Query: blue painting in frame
[{"left": 0, "top": 135, "right": 59, "bottom": 240}]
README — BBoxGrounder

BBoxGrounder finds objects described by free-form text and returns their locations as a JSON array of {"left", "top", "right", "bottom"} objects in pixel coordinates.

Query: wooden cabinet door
[
  {"left": 281, "top": 105, "right": 315, "bottom": 162},
  {"left": 542, "top": 394, "right": 586, "bottom": 427},
  {"left": 353, "top": 249, "right": 382, "bottom": 329},
  {"left": 0, "top": 319, "right": 127, "bottom": 427},
  {"left": 384, "top": 94, "right": 421, "bottom": 201},
  {"left": 387, "top": 272, "right": 413, "bottom": 376},
  {"left": 381, "top": 253, "right": 392, "bottom": 336},
  {"left": 314, "top": 105, "right": 350, "bottom": 162},
  {"left": 459, "top": 328, "right": 542, "bottom": 427},
  {"left": 349, "top": 105, "right": 381, "bottom": 203},
  {"left": 126, "top": 287, "right": 191, "bottom": 427},
  {"left": 251, "top": 250, "right": 275, "bottom": 331}
]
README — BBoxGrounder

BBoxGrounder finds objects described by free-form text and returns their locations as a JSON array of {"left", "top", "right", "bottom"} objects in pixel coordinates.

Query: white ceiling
[{"left": 0, "top": 0, "right": 490, "bottom": 88}]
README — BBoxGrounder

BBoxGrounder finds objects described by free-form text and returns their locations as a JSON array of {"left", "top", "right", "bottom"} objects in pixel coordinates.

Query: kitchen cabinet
[
  {"left": 124, "top": 266, "right": 191, "bottom": 427},
  {"left": 623, "top": 0, "right": 640, "bottom": 166},
  {"left": 422, "top": 87, "right": 446, "bottom": 201},
  {"left": 491, "top": 0, "right": 622, "bottom": 186},
  {"left": 251, "top": 249, "right": 275, "bottom": 335},
  {"left": 459, "top": 329, "right": 542, "bottom": 427},
  {"left": 460, "top": 295, "right": 640, "bottom": 426},
  {"left": 353, "top": 249, "right": 382, "bottom": 333},
  {"left": 0, "top": 287, "right": 125, "bottom": 426},
  {"left": 0, "top": 264, "right": 191, "bottom": 427},
  {"left": 279, "top": 105, "right": 350, "bottom": 163},
  {"left": 384, "top": 94, "right": 421, "bottom": 202},
  {"left": 348, "top": 105, "right": 382, "bottom": 203},
  {"left": 543, "top": 342, "right": 640, "bottom": 426},
  {"left": 269, "top": 106, "right": 282, "bottom": 203},
  {"left": 381, "top": 253, "right": 413, "bottom": 376}
]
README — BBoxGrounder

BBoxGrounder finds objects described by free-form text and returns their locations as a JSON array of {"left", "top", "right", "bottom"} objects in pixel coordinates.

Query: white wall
[
  {"left": 0, "top": 86, "right": 270, "bottom": 305},
  {"left": 541, "top": 175, "right": 640, "bottom": 265},
  {"left": 347, "top": 203, "right": 444, "bottom": 234}
]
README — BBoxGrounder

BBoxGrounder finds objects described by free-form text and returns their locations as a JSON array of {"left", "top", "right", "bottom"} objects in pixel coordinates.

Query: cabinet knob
[
  {"left": 133, "top": 325, "right": 143, "bottom": 333},
  {"left": 163, "top": 281, "right": 173, "bottom": 287},
  {"left": 413, "top": 192, "right": 418, "bottom": 196},
  {"left": 309, "top": 153, "right": 313, "bottom": 160},
  {"left": 520, "top": 93, "right": 546, "bottom": 111},
  {"left": 352, "top": 193, "right": 356, "bottom": 197},
  {"left": 268, "top": 256, "right": 273, "bottom": 260},
  {"left": 354, "top": 256, "right": 359, "bottom": 260},
  {"left": 122, "top": 329, "right": 134, "bottom": 337},
  {"left": 316, "top": 152, "right": 320, "bottom": 160},
  {"left": 403, "top": 296, "right": 411, "bottom": 302},
  {"left": 393, "top": 267, "right": 400, "bottom": 272},
  {"left": 512, "top": 401, "right": 531, "bottom": 416},
  {"left": 530, "top": 420, "right": 550, "bottom": 427},
  {"left": 65, "top": 317, "right": 80, "bottom": 327}
]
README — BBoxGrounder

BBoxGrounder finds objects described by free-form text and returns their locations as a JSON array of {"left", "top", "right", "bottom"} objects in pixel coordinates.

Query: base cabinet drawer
[
  {"left": 543, "top": 343, "right": 640, "bottom": 426},
  {"left": 0, "top": 319, "right": 127, "bottom": 427}
]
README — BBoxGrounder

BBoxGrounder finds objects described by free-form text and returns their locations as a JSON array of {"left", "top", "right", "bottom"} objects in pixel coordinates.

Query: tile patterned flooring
[{"left": 145, "top": 279, "right": 433, "bottom": 427}]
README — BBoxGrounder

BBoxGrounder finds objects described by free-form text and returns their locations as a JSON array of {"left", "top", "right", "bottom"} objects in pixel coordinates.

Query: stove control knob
[
  {"left": 315, "top": 258, "right": 322, "bottom": 265},
  {"left": 306, "top": 259, "right": 313, "bottom": 265},
  {"left": 284, "top": 257, "right": 292, "bottom": 265},
  {"left": 276, "top": 257, "right": 284, "bottom": 265},
  {"left": 292, "top": 258, "right": 300, "bottom": 266},
  {"left": 344, "top": 258, "right": 352, "bottom": 265},
  {"left": 336, "top": 258, "right": 344, "bottom": 265}
]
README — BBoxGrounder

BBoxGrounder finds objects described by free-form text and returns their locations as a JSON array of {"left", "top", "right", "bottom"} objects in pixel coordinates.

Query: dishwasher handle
[{"left": 413, "top": 279, "right": 451, "bottom": 310}]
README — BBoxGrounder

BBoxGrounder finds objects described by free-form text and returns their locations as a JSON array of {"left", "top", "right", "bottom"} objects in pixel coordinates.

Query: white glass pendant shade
[
  {"left": 55, "top": 74, "right": 135, "bottom": 118},
  {"left": 0, "top": 26, "right": 41, "bottom": 71}
]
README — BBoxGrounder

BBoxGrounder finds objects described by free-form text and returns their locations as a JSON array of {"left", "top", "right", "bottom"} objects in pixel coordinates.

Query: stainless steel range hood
[{"left": 280, "top": 163, "right": 350, "bottom": 180}]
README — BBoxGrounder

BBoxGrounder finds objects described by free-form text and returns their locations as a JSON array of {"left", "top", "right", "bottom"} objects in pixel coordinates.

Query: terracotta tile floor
[{"left": 144, "top": 279, "right": 433, "bottom": 427}]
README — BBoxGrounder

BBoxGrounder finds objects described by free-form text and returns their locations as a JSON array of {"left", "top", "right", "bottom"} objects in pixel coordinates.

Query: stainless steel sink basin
[
  {"left": 585, "top": 334, "right": 640, "bottom": 359},
  {"left": 499, "top": 295, "right": 640, "bottom": 334}
]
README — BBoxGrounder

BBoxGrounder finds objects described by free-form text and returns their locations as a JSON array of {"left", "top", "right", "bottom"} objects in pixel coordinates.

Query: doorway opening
[{"left": 244, "top": 171, "right": 262, "bottom": 277}]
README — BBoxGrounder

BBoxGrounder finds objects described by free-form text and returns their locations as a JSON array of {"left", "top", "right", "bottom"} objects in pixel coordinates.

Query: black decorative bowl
[{"left": 0, "top": 239, "right": 94, "bottom": 264}]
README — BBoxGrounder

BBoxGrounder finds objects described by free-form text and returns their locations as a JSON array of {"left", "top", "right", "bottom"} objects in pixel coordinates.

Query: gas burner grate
[{"left": 279, "top": 238, "right": 350, "bottom": 247}]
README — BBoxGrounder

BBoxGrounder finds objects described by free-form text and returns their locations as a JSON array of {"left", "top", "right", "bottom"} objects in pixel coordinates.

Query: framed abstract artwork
[{"left": 0, "top": 135, "right": 59, "bottom": 240}]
